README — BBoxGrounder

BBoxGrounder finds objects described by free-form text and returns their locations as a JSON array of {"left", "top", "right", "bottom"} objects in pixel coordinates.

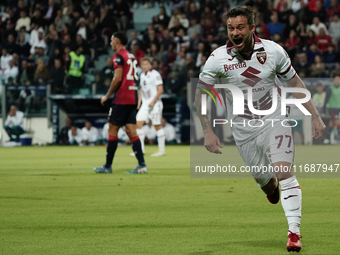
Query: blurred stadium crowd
[{"left": 0, "top": 0, "right": 340, "bottom": 144}]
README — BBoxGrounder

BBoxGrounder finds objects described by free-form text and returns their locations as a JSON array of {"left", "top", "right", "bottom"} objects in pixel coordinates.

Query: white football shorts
[
  {"left": 136, "top": 101, "right": 163, "bottom": 125},
  {"left": 237, "top": 120, "right": 295, "bottom": 188}
]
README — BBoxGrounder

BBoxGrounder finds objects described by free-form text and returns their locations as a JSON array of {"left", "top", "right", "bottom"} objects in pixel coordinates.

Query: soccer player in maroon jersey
[{"left": 94, "top": 32, "right": 148, "bottom": 174}]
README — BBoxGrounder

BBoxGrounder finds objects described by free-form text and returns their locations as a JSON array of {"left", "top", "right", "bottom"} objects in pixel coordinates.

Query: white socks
[
  {"left": 280, "top": 176, "right": 302, "bottom": 235},
  {"left": 156, "top": 128, "right": 165, "bottom": 153},
  {"left": 136, "top": 128, "right": 145, "bottom": 153}
]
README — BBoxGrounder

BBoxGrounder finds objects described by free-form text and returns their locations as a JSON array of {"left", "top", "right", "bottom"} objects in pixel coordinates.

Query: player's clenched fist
[{"left": 203, "top": 130, "right": 223, "bottom": 154}]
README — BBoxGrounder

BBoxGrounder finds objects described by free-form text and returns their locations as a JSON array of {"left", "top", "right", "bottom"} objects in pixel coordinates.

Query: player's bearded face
[{"left": 227, "top": 16, "right": 255, "bottom": 52}]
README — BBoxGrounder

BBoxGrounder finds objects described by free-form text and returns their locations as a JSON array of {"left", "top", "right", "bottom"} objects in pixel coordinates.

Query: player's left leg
[
  {"left": 150, "top": 124, "right": 165, "bottom": 156},
  {"left": 125, "top": 123, "right": 148, "bottom": 174},
  {"left": 274, "top": 162, "right": 302, "bottom": 252},
  {"left": 93, "top": 123, "right": 119, "bottom": 174},
  {"left": 150, "top": 102, "right": 165, "bottom": 156},
  {"left": 266, "top": 122, "right": 302, "bottom": 252}
]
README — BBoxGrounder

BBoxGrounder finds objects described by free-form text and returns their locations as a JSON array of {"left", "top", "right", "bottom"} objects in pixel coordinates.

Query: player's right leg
[{"left": 125, "top": 123, "right": 148, "bottom": 174}]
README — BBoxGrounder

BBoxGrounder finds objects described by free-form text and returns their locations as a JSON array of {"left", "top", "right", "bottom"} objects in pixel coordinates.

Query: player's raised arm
[
  {"left": 286, "top": 74, "right": 326, "bottom": 139},
  {"left": 196, "top": 54, "right": 223, "bottom": 154}
]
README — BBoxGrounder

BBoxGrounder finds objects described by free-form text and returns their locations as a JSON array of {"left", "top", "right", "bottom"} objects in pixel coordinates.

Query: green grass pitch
[{"left": 0, "top": 145, "right": 339, "bottom": 255}]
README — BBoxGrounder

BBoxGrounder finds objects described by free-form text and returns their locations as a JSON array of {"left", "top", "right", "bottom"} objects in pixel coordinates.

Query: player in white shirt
[
  {"left": 196, "top": 6, "right": 326, "bottom": 252},
  {"left": 81, "top": 121, "right": 99, "bottom": 145},
  {"left": 135, "top": 57, "right": 166, "bottom": 157}
]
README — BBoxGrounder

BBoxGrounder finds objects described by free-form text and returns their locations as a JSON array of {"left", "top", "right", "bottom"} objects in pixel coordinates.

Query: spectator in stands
[
  {"left": 72, "top": 34, "right": 90, "bottom": 58},
  {"left": 173, "top": 28, "right": 190, "bottom": 53},
  {"left": 267, "top": 12, "right": 283, "bottom": 38},
  {"left": 30, "top": 9, "right": 44, "bottom": 28},
  {"left": 50, "top": 59, "right": 65, "bottom": 94},
  {"left": 45, "top": 25, "right": 62, "bottom": 59},
  {"left": 329, "top": 14, "right": 340, "bottom": 46},
  {"left": 168, "top": 8, "right": 182, "bottom": 30},
  {"left": 127, "top": 31, "right": 144, "bottom": 51},
  {"left": 3, "top": 21, "right": 18, "bottom": 41},
  {"left": 327, "top": 0, "right": 340, "bottom": 21},
  {"left": 0, "top": 48, "right": 13, "bottom": 71},
  {"left": 200, "top": 6, "right": 215, "bottom": 23},
  {"left": 315, "top": 28, "right": 332, "bottom": 52},
  {"left": 29, "top": 46, "right": 49, "bottom": 66},
  {"left": 186, "top": 2, "right": 200, "bottom": 22},
  {"left": 144, "top": 30, "right": 160, "bottom": 53},
  {"left": 312, "top": 83, "right": 326, "bottom": 114},
  {"left": 160, "top": 29, "right": 172, "bottom": 53},
  {"left": 277, "top": 2, "right": 292, "bottom": 25},
  {"left": 187, "top": 18, "right": 202, "bottom": 39},
  {"left": 30, "top": 28, "right": 47, "bottom": 55},
  {"left": 54, "top": 9, "right": 71, "bottom": 33},
  {"left": 34, "top": 58, "right": 49, "bottom": 83},
  {"left": 305, "top": 43, "right": 321, "bottom": 64},
  {"left": 324, "top": 74, "right": 340, "bottom": 115},
  {"left": 161, "top": 118, "right": 176, "bottom": 144},
  {"left": 66, "top": 46, "right": 85, "bottom": 93},
  {"left": 309, "top": 55, "right": 328, "bottom": 77},
  {"left": 308, "top": 16, "right": 328, "bottom": 36},
  {"left": 152, "top": 59, "right": 161, "bottom": 72},
  {"left": 153, "top": 6, "right": 170, "bottom": 30},
  {"left": 311, "top": 0, "right": 328, "bottom": 23},
  {"left": 82, "top": 121, "right": 99, "bottom": 146},
  {"left": 323, "top": 74, "right": 340, "bottom": 143},
  {"left": 16, "top": 26, "right": 30, "bottom": 45},
  {"left": 3, "top": 60, "right": 19, "bottom": 84},
  {"left": 285, "top": 30, "right": 300, "bottom": 59},
  {"left": 18, "top": 60, "right": 34, "bottom": 85},
  {"left": 68, "top": 125, "right": 83, "bottom": 146},
  {"left": 44, "top": 0, "right": 59, "bottom": 25},
  {"left": 15, "top": 34, "right": 31, "bottom": 58},
  {"left": 323, "top": 44, "right": 339, "bottom": 71},
  {"left": 98, "top": 6, "right": 116, "bottom": 46},
  {"left": 146, "top": 43, "right": 162, "bottom": 63},
  {"left": 283, "top": 14, "right": 298, "bottom": 40},
  {"left": 194, "top": 42, "right": 207, "bottom": 70},
  {"left": 131, "top": 42, "right": 145, "bottom": 65},
  {"left": 3, "top": 34, "right": 17, "bottom": 54},
  {"left": 255, "top": 16, "right": 270, "bottom": 39},
  {"left": 294, "top": 53, "right": 311, "bottom": 77},
  {"left": 113, "top": 0, "right": 131, "bottom": 32},
  {"left": 15, "top": 10, "right": 31, "bottom": 31},
  {"left": 58, "top": 117, "right": 72, "bottom": 145},
  {"left": 94, "top": 56, "right": 113, "bottom": 94},
  {"left": 4, "top": 105, "right": 25, "bottom": 142}
]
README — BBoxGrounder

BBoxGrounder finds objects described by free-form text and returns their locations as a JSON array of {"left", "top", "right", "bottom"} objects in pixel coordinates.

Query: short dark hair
[
  {"left": 225, "top": 6, "right": 255, "bottom": 28},
  {"left": 113, "top": 32, "right": 128, "bottom": 46}
]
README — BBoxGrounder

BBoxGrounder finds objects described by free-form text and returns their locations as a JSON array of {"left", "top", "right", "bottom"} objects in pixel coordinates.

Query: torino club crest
[{"left": 256, "top": 52, "right": 267, "bottom": 65}]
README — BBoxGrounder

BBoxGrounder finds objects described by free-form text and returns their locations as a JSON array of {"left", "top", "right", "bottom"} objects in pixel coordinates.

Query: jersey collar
[{"left": 226, "top": 34, "right": 265, "bottom": 60}]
